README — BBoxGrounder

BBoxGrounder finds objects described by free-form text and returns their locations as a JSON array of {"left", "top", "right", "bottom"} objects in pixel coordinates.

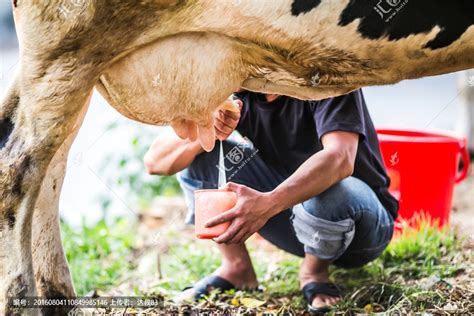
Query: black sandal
[
  {"left": 185, "top": 275, "right": 236, "bottom": 301},
  {"left": 302, "top": 282, "right": 341, "bottom": 314}
]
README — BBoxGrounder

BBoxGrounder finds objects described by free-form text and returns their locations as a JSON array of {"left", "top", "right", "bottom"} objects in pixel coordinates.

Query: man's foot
[
  {"left": 176, "top": 258, "right": 259, "bottom": 303},
  {"left": 214, "top": 259, "right": 259, "bottom": 289},
  {"left": 299, "top": 255, "right": 341, "bottom": 311}
]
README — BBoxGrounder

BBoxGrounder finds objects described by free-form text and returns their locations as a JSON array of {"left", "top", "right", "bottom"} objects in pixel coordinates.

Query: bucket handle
[{"left": 456, "top": 138, "right": 470, "bottom": 184}]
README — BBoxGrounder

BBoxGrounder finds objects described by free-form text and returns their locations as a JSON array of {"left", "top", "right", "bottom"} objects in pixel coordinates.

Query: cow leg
[
  {"left": 31, "top": 97, "right": 90, "bottom": 315},
  {"left": 0, "top": 68, "right": 94, "bottom": 315}
]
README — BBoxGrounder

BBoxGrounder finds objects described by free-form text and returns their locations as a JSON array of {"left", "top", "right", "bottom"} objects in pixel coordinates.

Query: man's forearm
[
  {"left": 144, "top": 133, "right": 204, "bottom": 175},
  {"left": 164, "top": 140, "right": 204, "bottom": 174},
  {"left": 268, "top": 149, "right": 354, "bottom": 216}
]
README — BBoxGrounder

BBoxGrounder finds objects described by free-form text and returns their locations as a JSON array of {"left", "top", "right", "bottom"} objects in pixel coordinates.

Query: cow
[{"left": 0, "top": 0, "right": 473, "bottom": 314}]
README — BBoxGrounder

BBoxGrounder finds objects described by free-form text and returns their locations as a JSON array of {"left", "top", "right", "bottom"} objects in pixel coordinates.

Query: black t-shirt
[{"left": 234, "top": 90, "right": 399, "bottom": 219}]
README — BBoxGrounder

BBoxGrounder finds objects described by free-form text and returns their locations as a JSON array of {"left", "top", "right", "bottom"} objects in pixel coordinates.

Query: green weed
[
  {"left": 61, "top": 217, "right": 137, "bottom": 295},
  {"left": 62, "top": 215, "right": 472, "bottom": 314}
]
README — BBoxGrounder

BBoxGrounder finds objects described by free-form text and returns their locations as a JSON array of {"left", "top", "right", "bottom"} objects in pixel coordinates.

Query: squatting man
[{"left": 144, "top": 90, "right": 398, "bottom": 313}]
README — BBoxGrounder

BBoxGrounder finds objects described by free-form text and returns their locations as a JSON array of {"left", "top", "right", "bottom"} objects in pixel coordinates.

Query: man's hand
[
  {"left": 204, "top": 182, "right": 278, "bottom": 244},
  {"left": 214, "top": 100, "right": 242, "bottom": 141}
]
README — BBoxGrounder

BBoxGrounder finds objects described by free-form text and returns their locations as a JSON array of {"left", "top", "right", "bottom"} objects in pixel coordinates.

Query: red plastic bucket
[{"left": 377, "top": 129, "right": 470, "bottom": 229}]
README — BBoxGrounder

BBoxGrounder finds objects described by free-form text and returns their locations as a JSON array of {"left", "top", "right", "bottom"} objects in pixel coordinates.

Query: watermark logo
[
  {"left": 386, "top": 0, "right": 402, "bottom": 5},
  {"left": 58, "top": 0, "right": 90, "bottom": 19},
  {"left": 468, "top": 75, "right": 474, "bottom": 87},
  {"left": 226, "top": 146, "right": 244, "bottom": 165},
  {"left": 152, "top": 74, "right": 161, "bottom": 88},
  {"left": 73, "top": 152, "right": 83, "bottom": 167},
  {"left": 68, "top": 307, "right": 85, "bottom": 316},
  {"left": 216, "top": 137, "right": 259, "bottom": 180},
  {"left": 390, "top": 152, "right": 400, "bottom": 166},
  {"left": 310, "top": 72, "right": 321, "bottom": 87},
  {"left": 312, "top": 231, "right": 321, "bottom": 244},
  {"left": 152, "top": 232, "right": 162, "bottom": 245},
  {"left": 374, "top": 0, "right": 409, "bottom": 22}
]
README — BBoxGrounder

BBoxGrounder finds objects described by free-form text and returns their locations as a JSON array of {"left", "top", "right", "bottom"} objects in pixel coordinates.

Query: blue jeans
[{"left": 178, "top": 138, "right": 394, "bottom": 268}]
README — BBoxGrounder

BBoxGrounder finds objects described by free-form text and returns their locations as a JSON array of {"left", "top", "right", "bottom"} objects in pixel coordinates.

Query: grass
[
  {"left": 61, "top": 215, "right": 473, "bottom": 314},
  {"left": 61, "top": 217, "right": 137, "bottom": 295},
  {"left": 328, "top": 219, "right": 469, "bottom": 314}
]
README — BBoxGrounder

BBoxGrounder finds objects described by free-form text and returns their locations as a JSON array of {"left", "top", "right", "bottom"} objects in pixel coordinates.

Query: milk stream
[{"left": 218, "top": 140, "right": 226, "bottom": 188}]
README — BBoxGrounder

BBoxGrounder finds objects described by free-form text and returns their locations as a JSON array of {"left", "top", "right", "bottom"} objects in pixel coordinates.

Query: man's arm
[
  {"left": 206, "top": 130, "right": 360, "bottom": 244},
  {"left": 143, "top": 129, "right": 204, "bottom": 176},
  {"left": 270, "top": 131, "right": 359, "bottom": 212}
]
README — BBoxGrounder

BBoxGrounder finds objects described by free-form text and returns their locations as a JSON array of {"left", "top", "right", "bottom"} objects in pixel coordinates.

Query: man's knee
[
  {"left": 292, "top": 204, "right": 355, "bottom": 260},
  {"left": 300, "top": 177, "right": 379, "bottom": 222},
  {"left": 290, "top": 177, "right": 378, "bottom": 260}
]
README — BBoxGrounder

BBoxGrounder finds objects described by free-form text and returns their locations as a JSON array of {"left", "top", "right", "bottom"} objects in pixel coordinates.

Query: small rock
[{"left": 442, "top": 302, "right": 458, "bottom": 312}]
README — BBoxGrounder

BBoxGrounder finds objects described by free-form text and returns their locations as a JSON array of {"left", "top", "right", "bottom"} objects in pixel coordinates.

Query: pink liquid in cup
[{"left": 194, "top": 189, "right": 237, "bottom": 239}]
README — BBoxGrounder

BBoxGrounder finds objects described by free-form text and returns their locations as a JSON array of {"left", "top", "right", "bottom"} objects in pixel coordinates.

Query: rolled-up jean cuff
[{"left": 292, "top": 204, "right": 355, "bottom": 260}]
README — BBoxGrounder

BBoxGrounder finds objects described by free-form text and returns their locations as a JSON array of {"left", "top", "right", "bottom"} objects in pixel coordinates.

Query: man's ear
[
  {"left": 171, "top": 119, "right": 198, "bottom": 141},
  {"left": 198, "top": 123, "right": 216, "bottom": 152}
]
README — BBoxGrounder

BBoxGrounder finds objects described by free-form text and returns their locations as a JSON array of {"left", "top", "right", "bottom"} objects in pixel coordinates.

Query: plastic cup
[{"left": 194, "top": 189, "right": 237, "bottom": 239}]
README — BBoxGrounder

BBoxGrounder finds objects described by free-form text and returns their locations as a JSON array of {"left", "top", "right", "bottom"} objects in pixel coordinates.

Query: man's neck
[{"left": 265, "top": 94, "right": 280, "bottom": 103}]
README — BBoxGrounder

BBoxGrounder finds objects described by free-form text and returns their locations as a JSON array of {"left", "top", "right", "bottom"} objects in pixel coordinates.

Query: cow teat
[
  {"left": 171, "top": 118, "right": 216, "bottom": 152},
  {"left": 197, "top": 123, "right": 216, "bottom": 152},
  {"left": 171, "top": 99, "right": 241, "bottom": 152},
  {"left": 198, "top": 99, "right": 240, "bottom": 152},
  {"left": 171, "top": 119, "right": 198, "bottom": 142}
]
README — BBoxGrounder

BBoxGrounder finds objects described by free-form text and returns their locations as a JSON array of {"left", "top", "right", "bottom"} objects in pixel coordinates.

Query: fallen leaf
[
  {"left": 240, "top": 297, "right": 266, "bottom": 309},
  {"left": 364, "top": 303, "right": 373, "bottom": 312}
]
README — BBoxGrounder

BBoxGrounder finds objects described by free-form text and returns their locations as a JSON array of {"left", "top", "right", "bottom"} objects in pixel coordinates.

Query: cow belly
[{"left": 97, "top": 32, "right": 248, "bottom": 126}]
